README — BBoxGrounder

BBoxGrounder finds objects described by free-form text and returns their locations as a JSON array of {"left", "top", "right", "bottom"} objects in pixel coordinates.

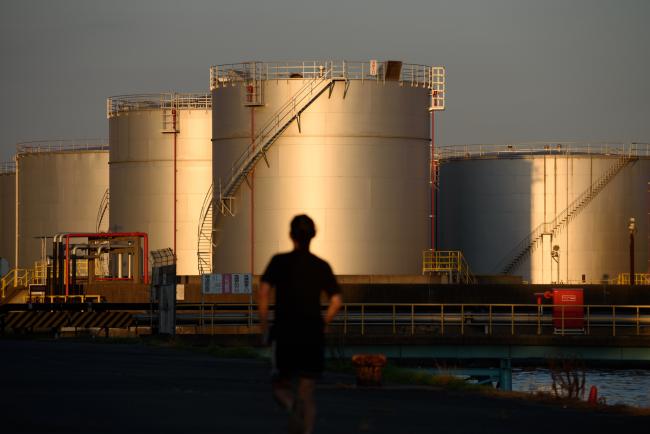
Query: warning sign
[
  {"left": 369, "top": 59, "right": 378, "bottom": 76},
  {"left": 202, "top": 273, "right": 253, "bottom": 295}
]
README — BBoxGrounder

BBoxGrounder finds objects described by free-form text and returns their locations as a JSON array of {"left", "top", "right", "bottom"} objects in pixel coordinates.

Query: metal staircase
[
  {"left": 497, "top": 156, "right": 635, "bottom": 275},
  {"left": 197, "top": 183, "right": 213, "bottom": 275},
  {"left": 196, "top": 67, "right": 340, "bottom": 274},
  {"left": 95, "top": 188, "right": 110, "bottom": 232}
]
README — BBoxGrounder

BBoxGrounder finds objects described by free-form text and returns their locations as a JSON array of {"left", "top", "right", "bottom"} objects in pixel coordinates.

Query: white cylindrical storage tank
[
  {"left": 108, "top": 93, "right": 212, "bottom": 276},
  {"left": 211, "top": 60, "right": 441, "bottom": 275},
  {"left": 0, "top": 161, "right": 16, "bottom": 270},
  {"left": 16, "top": 141, "right": 109, "bottom": 268},
  {"left": 438, "top": 144, "right": 650, "bottom": 284}
]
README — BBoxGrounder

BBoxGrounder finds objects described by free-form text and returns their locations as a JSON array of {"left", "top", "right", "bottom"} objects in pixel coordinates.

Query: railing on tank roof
[
  {"left": 210, "top": 60, "right": 443, "bottom": 91},
  {"left": 437, "top": 142, "right": 650, "bottom": 161},
  {"left": 0, "top": 160, "right": 16, "bottom": 174},
  {"left": 106, "top": 92, "right": 212, "bottom": 118},
  {"left": 16, "top": 139, "right": 109, "bottom": 155}
]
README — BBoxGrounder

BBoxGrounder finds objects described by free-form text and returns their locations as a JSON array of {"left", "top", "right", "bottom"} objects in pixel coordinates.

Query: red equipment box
[{"left": 552, "top": 288, "right": 584, "bottom": 332}]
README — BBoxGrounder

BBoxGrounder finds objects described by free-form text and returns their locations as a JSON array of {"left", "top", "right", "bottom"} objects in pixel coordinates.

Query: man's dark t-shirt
[{"left": 261, "top": 249, "right": 340, "bottom": 342}]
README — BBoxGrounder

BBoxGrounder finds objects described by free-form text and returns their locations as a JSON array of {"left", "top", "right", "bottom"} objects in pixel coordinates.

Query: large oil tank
[
  {"left": 0, "top": 161, "right": 16, "bottom": 269},
  {"left": 108, "top": 93, "right": 211, "bottom": 275},
  {"left": 210, "top": 60, "right": 444, "bottom": 275},
  {"left": 16, "top": 141, "right": 109, "bottom": 268},
  {"left": 437, "top": 143, "right": 650, "bottom": 284}
]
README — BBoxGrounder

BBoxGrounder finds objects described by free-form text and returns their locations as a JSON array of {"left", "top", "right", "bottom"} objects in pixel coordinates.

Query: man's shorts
[{"left": 271, "top": 337, "right": 325, "bottom": 380}]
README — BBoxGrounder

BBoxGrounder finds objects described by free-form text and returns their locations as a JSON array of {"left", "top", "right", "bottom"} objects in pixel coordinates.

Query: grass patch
[
  {"left": 382, "top": 365, "right": 478, "bottom": 390},
  {"left": 143, "top": 336, "right": 263, "bottom": 359},
  {"left": 325, "top": 359, "right": 480, "bottom": 390}
]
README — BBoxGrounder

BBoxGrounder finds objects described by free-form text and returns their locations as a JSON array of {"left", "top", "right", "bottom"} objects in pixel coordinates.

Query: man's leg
[
  {"left": 272, "top": 377, "right": 294, "bottom": 411},
  {"left": 296, "top": 377, "right": 316, "bottom": 434}
]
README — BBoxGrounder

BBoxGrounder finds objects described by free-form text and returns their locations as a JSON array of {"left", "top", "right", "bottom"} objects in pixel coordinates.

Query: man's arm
[
  {"left": 324, "top": 294, "right": 342, "bottom": 326},
  {"left": 258, "top": 281, "right": 271, "bottom": 337}
]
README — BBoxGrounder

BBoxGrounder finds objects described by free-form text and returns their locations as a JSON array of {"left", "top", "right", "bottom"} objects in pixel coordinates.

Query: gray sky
[{"left": 1, "top": 0, "right": 649, "bottom": 160}]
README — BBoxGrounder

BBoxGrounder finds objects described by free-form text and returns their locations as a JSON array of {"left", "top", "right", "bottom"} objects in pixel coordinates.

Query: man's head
[{"left": 290, "top": 214, "right": 316, "bottom": 250}]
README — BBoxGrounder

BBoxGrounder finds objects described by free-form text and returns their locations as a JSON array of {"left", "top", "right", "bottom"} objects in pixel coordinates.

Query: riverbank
[{"left": 1, "top": 338, "right": 648, "bottom": 433}]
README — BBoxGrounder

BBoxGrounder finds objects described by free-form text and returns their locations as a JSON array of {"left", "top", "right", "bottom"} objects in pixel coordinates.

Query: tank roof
[
  {"left": 437, "top": 142, "right": 650, "bottom": 161},
  {"left": 210, "top": 60, "right": 443, "bottom": 91},
  {"left": 106, "top": 92, "right": 211, "bottom": 118},
  {"left": 16, "top": 139, "right": 108, "bottom": 155}
]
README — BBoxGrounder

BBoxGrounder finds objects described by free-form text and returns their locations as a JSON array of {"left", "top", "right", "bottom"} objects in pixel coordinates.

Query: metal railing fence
[
  {"left": 16, "top": 139, "right": 108, "bottom": 154},
  {"left": 174, "top": 302, "right": 650, "bottom": 338},
  {"left": 437, "top": 142, "right": 650, "bottom": 161},
  {"left": 614, "top": 273, "right": 650, "bottom": 285},
  {"left": 210, "top": 60, "right": 443, "bottom": 91},
  {"left": 422, "top": 250, "right": 475, "bottom": 284},
  {"left": 0, "top": 160, "right": 16, "bottom": 174},
  {"left": 1, "top": 268, "right": 32, "bottom": 299},
  {"left": 106, "top": 93, "right": 212, "bottom": 118},
  {"left": 22, "top": 294, "right": 102, "bottom": 304}
]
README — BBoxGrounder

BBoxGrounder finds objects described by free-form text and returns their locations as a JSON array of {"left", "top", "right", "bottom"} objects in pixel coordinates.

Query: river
[{"left": 512, "top": 368, "right": 650, "bottom": 408}]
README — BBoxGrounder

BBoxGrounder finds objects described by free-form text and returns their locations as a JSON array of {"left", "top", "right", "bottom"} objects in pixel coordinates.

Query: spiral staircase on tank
[
  {"left": 95, "top": 188, "right": 110, "bottom": 232},
  {"left": 197, "top": 66, "right": 345, "bottom": 275},
  {"left": 496, "top": 155, "right": 637, "bottom": 275}
]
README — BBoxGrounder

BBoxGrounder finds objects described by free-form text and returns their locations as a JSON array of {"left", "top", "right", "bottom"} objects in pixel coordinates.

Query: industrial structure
[
  {"left": 0, "top": 161, "right": 15, "bottom": 270},
  {"left": 202, "top": 60, "right": 445, "bottom": 276},
  {"left": 15, "top": 140, "right": 109, "bottom": 270},
  {"left": 437, "top": 143, "right": 650, "bottom": 284},
  {"left": 107, "top": 93, "right": 211, "bottom": 276}
]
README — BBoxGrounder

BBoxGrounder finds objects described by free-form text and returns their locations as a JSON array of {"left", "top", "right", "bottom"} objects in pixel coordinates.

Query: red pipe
[
  {"left": 65, "top": 236, "right": 70, "bottom": 296},
  {"left": 173, "top": 108, "right": 177, "bottom": 256},
  {"left": 250, "top": 107, "right": 255, "bottom": 274},
  {"left": 64, "top": 232, "right": 150, "bottom": 295}
]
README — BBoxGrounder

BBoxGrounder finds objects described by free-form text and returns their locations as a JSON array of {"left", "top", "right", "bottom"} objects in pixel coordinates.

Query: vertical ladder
[{"left": 161, "top": 93, "right": 179, "bottom": 133}]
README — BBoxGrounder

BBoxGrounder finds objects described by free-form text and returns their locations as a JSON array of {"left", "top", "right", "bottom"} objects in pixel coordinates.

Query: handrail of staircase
[
  {"left": 1, "top": 269, "right": 17, "bottom": 299},
  {"left": 221, "top": 66, "right": 335, "bottom": 200},
  {"left": 95, "top": 188, "right": 110, "bottom": 232},
  {"left": 546, "top": 156, "right": 629, "bottom": 238},
  {"left": 196, "top": 183, "right": 214, "bottom": 274},
  {"left": 1, "top": 268, "right": 34, "bottom": 300},
  {"left": 495, "top": 155, "right": 632, "bottom": 274}
]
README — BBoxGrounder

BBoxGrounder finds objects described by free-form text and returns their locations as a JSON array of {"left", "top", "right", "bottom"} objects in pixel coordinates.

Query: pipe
[
  {"left": 50, "top": 237, "right": 57, "bottom": 295},
  {"left": 64, "top": 232, "right": 150, "bottom": 294},
  {"left": 172, "top": 105, "right": 177, "bottom": 256},
  {"left": 430, "top": 104, "right": 436, "bottom": 250},
  {"left": 118, "top": 253, "right": 123, "bottom": 278},
  {"left": 65, "top": 236, "right": 70, "bottom": 296},
  {"left": 71, "top": 253, "right": 77, "bottom": 294},
  {"left": 14, "top": 154, "right": 18, "bottom": 271},
  {"left": 72, "top": 244, "right": 90, "bottom": 256},
  {"left": 250, "top": 106, "right": 255, "bottom": 274}
]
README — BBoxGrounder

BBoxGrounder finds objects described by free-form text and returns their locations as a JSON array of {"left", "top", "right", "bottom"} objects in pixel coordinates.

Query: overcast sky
[{"left": 1, "top": 0, "right": 649, "bottom": 160}]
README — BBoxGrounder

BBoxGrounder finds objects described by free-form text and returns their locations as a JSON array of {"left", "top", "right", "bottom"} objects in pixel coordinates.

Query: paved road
[{"left": 1, "top": 339, "right": 647, "bottom": 433}]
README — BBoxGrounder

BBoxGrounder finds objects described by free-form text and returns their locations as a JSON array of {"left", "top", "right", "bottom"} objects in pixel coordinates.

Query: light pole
[
  {"left": 629, "top": 218, "right": 636, "bottom": 286},
  {"left": 551, "top": 245, "right": 560, "bottom": 284}
]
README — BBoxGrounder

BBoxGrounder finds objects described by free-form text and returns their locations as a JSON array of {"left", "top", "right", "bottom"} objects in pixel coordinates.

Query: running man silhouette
[{"left": 258, "top": 214, "right": 343, "bottom": 434}]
